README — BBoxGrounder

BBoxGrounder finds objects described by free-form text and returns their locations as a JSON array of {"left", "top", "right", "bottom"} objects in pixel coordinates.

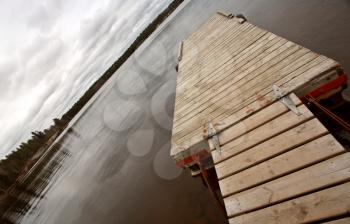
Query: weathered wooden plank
[
  {"left": 176, "top": 25, "right": 260, "bottom": 113},
  {"left": 171, "top": 13, "right": 340, "bottom": 159},
  {"left": 176, "top": 32, "right": 280, "bottom": 100},
  {"left": 180, "top": 18, "right": 253, "bottom": 67},
  {"left": 178, "top": 34, "right": 286, "bottom": 98},
  {"left": 171, "top": 58, "right": 338, "bottom": 154},
  {"left": 174, "top": 42, "right": 303, "bottom": 124},
  {"left": 215, "top": 118, "right": 328, "bottom": 179},
  {"left": 176, "top": 24, "right": 261, "bottom": 110},
  {"left": 172, "top": 96, "right": 305, "bottom": 156},
  {"left": 174, "top": 36, "right": 287, "bottom": 115},
  {"left": 219, "top": 134, "right": 345, "bottom": 197},
  {"left": 181, "top": 15, "right": 243, "bottom": 60},
  {"left": 175, "top": 29, "right": 328, "bottom": 126},
  {"left": 180, "top": 20, "right": 248, "bottom": 70},
  {"left": 172, "top": 54, "right": 332, "bottom": 136},
  {"left": 174, "top": 52, "right": 334, "bottom": 143},
  {"left": 177, "top": 30, "right": 264, "bottom": 103},
  {"left": 205, "top": 69, "right": 337, "bottom": 137},
  {"left": 174, "top": 35, "right": 277, "bottom": 128},
  {"left": 208, "top": 93, "right": 301, "bottom": 150},
  {"left": 181, "top": 21, "right": 254, "bottom": 68},
  {"left": 211, "top": 58, "right": 339, "bottom": 129},
  {"left": 229, "top": 182, "right": 350, "bottom": 224},
  {"left": 224, "top": 152, "right": 350, "bottom": 217},
  {"left": 182, "top": 14, "right": 227, "bottom": 55},
  {"left": 175, "top": 50, "right": 317, "bottom": 131},
  {"left": 182, "top": 15, "right": 264, "bottom": 63},
  {"left": 295, "top": 69, "right": 339, "bottom": 97},
  {"left": 212, "top": 104, "right": 314, "bottom": 163},
  {"left": 178, "top": 22, "right": 256, "bottom": 84}
]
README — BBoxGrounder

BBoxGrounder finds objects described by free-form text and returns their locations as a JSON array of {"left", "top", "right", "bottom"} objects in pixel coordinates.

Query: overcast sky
[{"left": 0, "top": 0, "right": 172, "bottom": 158}]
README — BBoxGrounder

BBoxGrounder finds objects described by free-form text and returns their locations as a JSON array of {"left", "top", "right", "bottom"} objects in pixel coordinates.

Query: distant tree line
[
  {"left": 60, "top": 0, "right": 184, "bottom": 123},
  {"left": 0, "top": 0, "right": 183, "bottom": 213},
  {"left": 0, "top": 118, "right": 66, "bottom": 194}
]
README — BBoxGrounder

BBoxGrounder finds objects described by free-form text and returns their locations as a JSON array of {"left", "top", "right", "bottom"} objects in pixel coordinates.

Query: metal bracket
[
  {"left": 273, "top": 85, "right": 302, "bottom": 115},
  {"left": 208, "top": 122, "right": 221, "bottom": 154},
  {"left": 236, "top": 14, "right": 247, "bottom": 24},
  {"left": 177, "top": 41, "right": 183, "bottom": 62},
  {"left": 217, "top": 11, "right": 235, "bottom": 19}
]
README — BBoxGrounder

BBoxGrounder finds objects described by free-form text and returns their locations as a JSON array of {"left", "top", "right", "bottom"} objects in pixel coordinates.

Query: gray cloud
[
  {"left": 0, "top": 60, "right": 17, "bottom": 96},
  {"left": 23, "top": 37, "right": 66, "bottom": 84},
  {"left": 0, "top": 0, "right": 172, "bottom": 157},
  {"left": 25, "top": 0, "right": 63, "bottom": 32}
]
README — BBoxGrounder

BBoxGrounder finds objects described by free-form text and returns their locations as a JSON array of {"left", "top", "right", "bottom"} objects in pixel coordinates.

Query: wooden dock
[
  {"left": 171, "top": 13, "right": 340, "bottom": 161},
  {"left": 210, "top": 94, "right": 350, "bottom": 223},
  {"left": 171, "top": 12, "right": 349, "bottom": 223}
]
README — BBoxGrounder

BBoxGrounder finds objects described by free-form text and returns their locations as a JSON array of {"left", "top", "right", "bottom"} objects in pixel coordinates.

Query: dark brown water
[{"left": 3, "top": 1, "right": 350, "bottom": 224}]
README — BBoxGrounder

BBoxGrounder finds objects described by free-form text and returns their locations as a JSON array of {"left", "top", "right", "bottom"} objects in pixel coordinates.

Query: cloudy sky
[{"left": 0, "top": 0, "right": 172, "bottom": 157}]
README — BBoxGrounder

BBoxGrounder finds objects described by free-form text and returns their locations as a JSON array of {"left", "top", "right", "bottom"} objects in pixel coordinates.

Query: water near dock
[{"left": 3, "top": 0, "right": 350, "bottom": 223}]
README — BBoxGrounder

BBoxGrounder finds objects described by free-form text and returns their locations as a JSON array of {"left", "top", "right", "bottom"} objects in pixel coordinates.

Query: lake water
[{"left": 3, "top": 0, "right": 350, "bottom": 223}]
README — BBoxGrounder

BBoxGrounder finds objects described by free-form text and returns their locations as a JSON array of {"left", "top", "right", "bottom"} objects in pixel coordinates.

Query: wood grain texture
[
  {"left": 224, "top": 152, "right": 350, "bottom": 217},
  {"left": 218, "top": 134, "right": 345, "bottom": 197},
  {"left": 174, "top": 41, "right": 303, "bottom": 125},
  {"left": 171, "top": 57, "right": 338, "bottom": 157},
  {"left": 212, "top": 104, "right": 314, "bottom": 164},
  {"left": 208, "top": 93, "right": 301, "bottom": 150},
  {"left": 175, "top": 33, "right": 281, "bottom": 111},
  {"left": 171, "top": 13, "right": 340, "bottom": 159},
  {"left": 228, "top": 182, "right": 350, "bottom": 224},
  {"left": 215, "top": 118, "right": 328, "bottom": 179}
]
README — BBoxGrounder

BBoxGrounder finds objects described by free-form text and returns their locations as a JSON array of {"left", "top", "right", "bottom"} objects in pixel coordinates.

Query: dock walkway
[{"left": 171, "top": 12, "right": 349, "bottom": 223}]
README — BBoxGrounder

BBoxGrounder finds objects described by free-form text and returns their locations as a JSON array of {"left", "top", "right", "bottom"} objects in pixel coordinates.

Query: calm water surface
[{"left": 4, "top": 0, "right": 350, "bottom": 223}]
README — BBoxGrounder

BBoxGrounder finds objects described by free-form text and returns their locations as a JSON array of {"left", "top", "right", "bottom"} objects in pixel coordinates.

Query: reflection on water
[
  {"left": 2, "top": 138, "right": 72, "bottom": 224},
  {"left": 2, "top": 0, "right": 350, "bottom": 223}
]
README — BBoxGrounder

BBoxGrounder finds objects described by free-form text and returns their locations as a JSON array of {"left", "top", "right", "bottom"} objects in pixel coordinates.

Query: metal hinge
[
  {"left": 208, "top": 122, "right": 221, "bottom": 154},
  {"left": 273, "top": 85, "right": 302, "bottom": 115}
]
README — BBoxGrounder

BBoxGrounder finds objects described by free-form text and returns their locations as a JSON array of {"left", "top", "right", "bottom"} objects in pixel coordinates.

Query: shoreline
[{"left": 0, "top": 0, "right": 184, "bottom": 221}]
